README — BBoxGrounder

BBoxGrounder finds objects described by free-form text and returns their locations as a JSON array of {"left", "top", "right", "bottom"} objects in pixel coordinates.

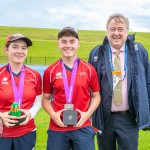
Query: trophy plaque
[{"left": 63, "top": 110, "right": 77, "bottom": 125}]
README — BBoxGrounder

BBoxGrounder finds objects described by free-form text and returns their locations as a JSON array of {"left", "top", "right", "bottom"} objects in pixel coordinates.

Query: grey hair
[{"left": 106, "top": 13, "right": 129, "bottom": 30}]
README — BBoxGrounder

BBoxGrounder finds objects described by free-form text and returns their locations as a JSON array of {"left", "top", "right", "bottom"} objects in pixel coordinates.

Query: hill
[{"left": 0, "top": 26, "right": 150, "bottom": 65}]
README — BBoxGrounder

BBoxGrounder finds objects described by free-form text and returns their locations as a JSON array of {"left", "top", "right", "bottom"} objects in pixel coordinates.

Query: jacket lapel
[{"left": 104, "top": 48, "right": 113, "bottom": 93}]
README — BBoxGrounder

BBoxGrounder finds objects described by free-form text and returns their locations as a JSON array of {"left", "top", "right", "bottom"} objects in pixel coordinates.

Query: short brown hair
[
  {"left": 106, "top": 13, "right": 129, "bottom": 30},
  {"left": 58, "top": 27, "right": 79, "bottom": 40}
]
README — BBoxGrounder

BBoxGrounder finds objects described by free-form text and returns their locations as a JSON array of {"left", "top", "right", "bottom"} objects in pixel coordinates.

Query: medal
[
  {"left": 61, "top": 58, "right": 78, "bottom": 125},
  {"left": 9, "top": 64, "right": 25, "bottom": 108}
]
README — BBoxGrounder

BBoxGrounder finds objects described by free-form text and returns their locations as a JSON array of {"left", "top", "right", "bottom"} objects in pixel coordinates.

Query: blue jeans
[{"left": 47, "top": 126, "right": 96, "bottom": 150}]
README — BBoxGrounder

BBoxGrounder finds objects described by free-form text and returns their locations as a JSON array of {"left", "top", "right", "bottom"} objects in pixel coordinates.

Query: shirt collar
[{"left": 111, "top": 44, "right": 125, "bottom": 54}]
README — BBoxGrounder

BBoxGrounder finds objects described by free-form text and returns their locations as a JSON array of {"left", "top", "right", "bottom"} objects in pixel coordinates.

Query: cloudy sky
[{"left": 0, "top": 0, "right": 150, "bottom": 32}]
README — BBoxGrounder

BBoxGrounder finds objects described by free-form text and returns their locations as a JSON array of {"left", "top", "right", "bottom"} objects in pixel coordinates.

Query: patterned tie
[{"left": 113, "top": 51, "right": 122, "bottom": 106}]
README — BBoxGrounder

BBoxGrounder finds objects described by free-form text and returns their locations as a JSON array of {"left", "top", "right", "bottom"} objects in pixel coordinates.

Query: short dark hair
[{"left": 58, "top": 27, "right": 79, "bottom": 40}]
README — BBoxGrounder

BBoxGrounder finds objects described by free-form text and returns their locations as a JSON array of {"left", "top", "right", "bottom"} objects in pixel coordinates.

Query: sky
[{"left": 0, "top": 0, "right": 150, "bottom": 32}]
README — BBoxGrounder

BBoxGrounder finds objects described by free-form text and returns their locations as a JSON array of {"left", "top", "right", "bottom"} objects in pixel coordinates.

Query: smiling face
[
  {"left": 57, "top": 36, "right": 80, "bottom": 60},
  {"left": 4, "top": 39, "right": 28, "bottom": 65},
  {"left": 107, "top": 17, "right": 128, "bottom": 50}
]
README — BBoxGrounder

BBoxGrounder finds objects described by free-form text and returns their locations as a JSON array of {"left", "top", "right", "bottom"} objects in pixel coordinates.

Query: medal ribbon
[
  {"left": 62, "top": 58, "right": 78, "bottom": 104},
  {"left": 9, "top": 64, "right": 25, "bottom": 108}
]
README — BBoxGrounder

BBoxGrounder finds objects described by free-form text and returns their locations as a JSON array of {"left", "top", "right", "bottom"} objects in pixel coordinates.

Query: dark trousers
[
  {"left": 0, "top": 131, "right": 36, "bottom": 150},
  {"left": 97, "top": 112, "right": 138, "bottom": 150},
  {"left": 47, "top": 126, "right": 95, "bottom": 150}
]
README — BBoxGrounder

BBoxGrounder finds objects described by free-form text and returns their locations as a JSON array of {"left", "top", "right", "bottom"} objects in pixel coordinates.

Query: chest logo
[
  {"left": 56, "top": 72, "right": 63, "bottom": 79},
  {"left": 1, "top": 77, "right": 8, "bottom": 85}
]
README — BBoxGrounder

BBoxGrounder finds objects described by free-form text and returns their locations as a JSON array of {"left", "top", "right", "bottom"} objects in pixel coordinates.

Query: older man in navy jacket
[{"left": 88, "top": 13, "right": 150, "bottom": 150}]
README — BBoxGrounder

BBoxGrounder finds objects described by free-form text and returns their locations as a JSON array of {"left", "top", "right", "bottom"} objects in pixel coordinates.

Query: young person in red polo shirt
[
  {"left": 0, "top": 33, "right": 42, "bottom": 150},
  {"left": 42, "top": 27, "right": 101, "bottom": 150}
]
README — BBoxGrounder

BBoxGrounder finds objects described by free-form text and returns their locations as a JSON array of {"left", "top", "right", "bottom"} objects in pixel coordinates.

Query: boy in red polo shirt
[{"left": 42, "top": 27, "right": 101, "bottom": 150}]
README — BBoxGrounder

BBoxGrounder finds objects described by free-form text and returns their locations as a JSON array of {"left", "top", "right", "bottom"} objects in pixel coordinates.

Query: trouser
[
  {"left": 97, "top": 112, "right": 138, "bottom": 150},
  {"left": 47, "top": 126, "right": 96, "bottom": 150},
  {"left": 0, "top": 131, "right": 36, "bottom": 150}
]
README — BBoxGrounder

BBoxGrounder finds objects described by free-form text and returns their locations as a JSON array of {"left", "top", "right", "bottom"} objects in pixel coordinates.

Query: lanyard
[
  {"left": 108, "top": 44, "right": 128, "bottom": 80},
  {"left": 61, "top": 58, "right": 78, "bottom": 104},
  {"left": 9, "top": 64, "right": 25, "bottom": 108}
]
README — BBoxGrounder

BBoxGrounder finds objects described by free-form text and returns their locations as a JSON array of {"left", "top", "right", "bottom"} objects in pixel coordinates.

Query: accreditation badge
[{"left": 113, "top": 75, "right": 120, "bottom": 91}]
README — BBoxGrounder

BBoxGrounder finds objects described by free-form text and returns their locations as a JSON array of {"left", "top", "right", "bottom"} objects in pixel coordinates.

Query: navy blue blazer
[{"left": 88, "top": 34, "right": 150, "bottom": 131}]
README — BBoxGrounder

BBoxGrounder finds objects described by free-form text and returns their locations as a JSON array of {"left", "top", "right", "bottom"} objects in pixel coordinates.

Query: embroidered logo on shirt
[
  {"left": 56, "top": 72, "right": 63, "bottom": 79},
  {"left": 1, "top": 77, "right": 8, "bottom": 84},
  {"left": 78, "top": 71, "right": 87, "bottom": 76},
  {"left": 93, "top": 56, "right": 98, "bottom": 61},
  {"left": 134, "top": 44, "right": 138, "bottom": 51},
  {"left": 25, "top": 78, "right": 36, "bottom": 82}
]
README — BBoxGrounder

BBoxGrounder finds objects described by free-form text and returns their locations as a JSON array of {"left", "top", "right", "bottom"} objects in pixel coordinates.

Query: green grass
[
  {"left": 0, "top": 26, "right": 150, "bottom": 64},
  {"left": 0, "top": 26, "right": 150, "bottom": 149},
  {"left": 35, "top": 108, "right": 150, "bottom": 150},
  {"left": 34, "top": 108, "right": 49, "bottom": 149}
]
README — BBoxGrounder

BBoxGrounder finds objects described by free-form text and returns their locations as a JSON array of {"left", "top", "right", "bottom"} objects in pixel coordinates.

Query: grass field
[
  {"left": 0, "top": 26, "right": 150, "bottom": 63},
  {"left": 0, "top": 26, "right": 150, "bottom": 149},
  {"left": 34, "top": 108, "right": 150, "bottom": 150}
]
